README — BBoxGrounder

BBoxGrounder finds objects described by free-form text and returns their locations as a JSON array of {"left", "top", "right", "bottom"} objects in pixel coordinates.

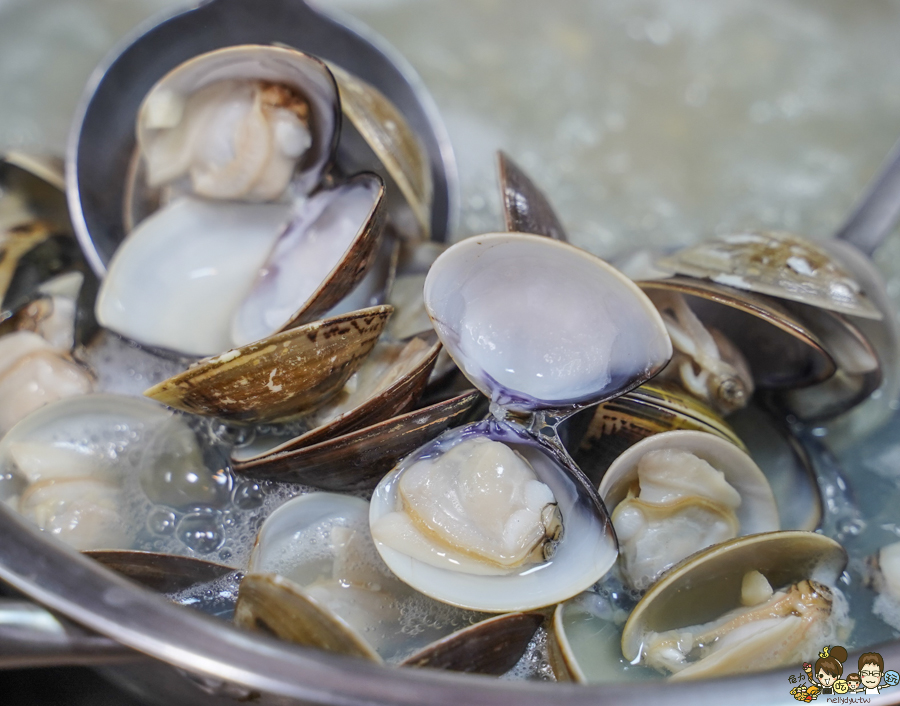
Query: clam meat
[
  {"left": 136, "top": 45, "right": 338, "bottom": 201},
  {"left": 371, "top": 434, "right": 562, "bottom": 576},
  {"left": 600, "top": 431, "right": 779, "bottom": 592},
  {"left": 0, "top": 394, "right": 218, "bottom": 550},
  {"left": 621, "top": 532, "right": 849, "bottom": 680},
  {"left": 641, "top": 572, "right": 839, "bottom": 680}
]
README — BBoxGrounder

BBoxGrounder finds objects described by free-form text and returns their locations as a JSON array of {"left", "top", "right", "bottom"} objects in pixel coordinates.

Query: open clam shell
[
  {"left": 639, "top": 276, "right": 835, "bottom": 390},
  {"left": 236, "top": 572, "right": 383, "bottom": 661},
  {"left": 369, "top": 419, "right": 617, "bottom": 613},
  {"left": 0, "top": 394, "right": 211, "bottom": 551},
  {"left": 497, "top": 151, "right": 568, "bottom": 242},
  {"left": 232, "top": 390, "right": 481, "bottom": 491},
  {"left": 101, "top": 173, "right": 387, "bottom": 358},
  {"left": 620, "top": 531, "right": 848, "bottom": 676},
  {"left": 231, "top": 171, "right": 387, "bottom": 342},
  {"left": 144, "top": 306, "right": 391, "bottom": 424},
  {"left": 598, "top": 430, "right": 779, "bottom": 591},
  {"left": 236, "top": 492, "right": 536, "bottom": 673},
  {"left": 656, "top": 231, "right": 882, "bottom": 321},
  {"left": 231, "top": 332, "right": 440, "bottom": 464},
  {"left": 569, "top": 381, "right": 745, "bottom": 485},
  {"left": 134, "top": 44, "right": 340, "bottom": 203},
  {"left": 425, "top": 233, "right": 672, "bottom": 414},
  {"left": 327, "top": 62, "right": 433, "bottom": 240}
]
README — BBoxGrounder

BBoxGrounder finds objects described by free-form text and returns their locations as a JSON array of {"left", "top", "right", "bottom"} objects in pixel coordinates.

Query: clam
[
  {"left": 422, "top": 233, "right": 672, "bottom": 413},
  {"left": 655, "top": 231, "right": 882, "bottom": 321},
  {"left": 368, "top": 233, "right": 672, "bottom": 612},
  {"left": 647, "top": 289, "right": 754, "bottom": 415},
  {"left": 143, "top": 306, "right": 391, "bottom": 424},
  {"left": 598, "top": 430, "right": 779, "bottom": 592},
  {"left": 231, "top": 332, "right": 441, "bottom": 463},
  {"left": 235, "top": 493, "right": 539, "bottom": 673},
  {"left": 0, "top": 394, "right": 217, "bottom": 550},
  {"left": 620, "top": 531, "right": 848, "bottom": 680},
  {"left": 651, "top": 231, "right": 888, "bottom": 421},
  {"left": 133, "top": 45, "right": 339, "bottom": 205},
  {"left": 100, "top": 44, "right": 402, "bottom": 359},
  {"left": 638, "top": 277, "right": 835, "bottom": 403},
  {"left": 99, "top": 173, "right": 386, "bottom": 358},
  {"left": 328, "top": 62, "right": 433, "bottom": 240}
]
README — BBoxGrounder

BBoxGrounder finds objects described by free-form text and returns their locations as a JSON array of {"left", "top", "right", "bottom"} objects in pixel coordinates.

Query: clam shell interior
[
  {"left": 620, "top": 531, "right": 847, "bottom": 662},
  {"left": 369, "top": 420, "right": 617, "bottom": 612},
  {"left": 424, "top": 233, "right": 672, "bottom": 412}
]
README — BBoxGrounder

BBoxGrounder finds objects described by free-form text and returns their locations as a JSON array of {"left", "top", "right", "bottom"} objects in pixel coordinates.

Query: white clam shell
[
  {"left": 96, "top": 196, "right": 291, "bottom": 357},
  {"left": 369, "top": 421, "right": 617, "bottom": 613},
  {"left": 423, "top": 233, "right": 672, "bottom": 413}
]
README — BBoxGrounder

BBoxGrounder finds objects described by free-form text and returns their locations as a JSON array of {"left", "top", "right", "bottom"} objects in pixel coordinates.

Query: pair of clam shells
[
  {"left": 364, "top": 231, "right": 674, "bottom": 613},
  {"left": 551, "top": 531, "right": 848, "bottom": 683},
  {"left": 640, "top": 231, "right": 889, "bottom": 424}
]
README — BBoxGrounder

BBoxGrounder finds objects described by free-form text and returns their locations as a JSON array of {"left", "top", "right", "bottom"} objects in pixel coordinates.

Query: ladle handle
[
  {"left": 0, "top": 597, "right": 139, "bottom": 669},
  {"left": 835, "top": 135, "right": 900, "bottom": 256}
]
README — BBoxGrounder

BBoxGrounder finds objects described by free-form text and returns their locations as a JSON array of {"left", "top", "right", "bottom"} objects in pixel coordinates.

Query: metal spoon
[{"left": 66, "top": 0, "right": 458, "bottom": 277}]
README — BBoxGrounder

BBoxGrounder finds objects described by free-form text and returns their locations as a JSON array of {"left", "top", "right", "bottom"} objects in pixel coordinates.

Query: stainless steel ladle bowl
[{"left": 65, "top": 0, "right": 458, "bottom": 277}]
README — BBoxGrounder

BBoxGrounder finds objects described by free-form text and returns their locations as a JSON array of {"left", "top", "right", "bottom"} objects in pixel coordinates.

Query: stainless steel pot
[{"left": 3, "top": 1, "right": 900, "bottom": 704}]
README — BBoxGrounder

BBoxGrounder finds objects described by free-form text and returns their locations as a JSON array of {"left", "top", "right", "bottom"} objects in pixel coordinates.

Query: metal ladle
[{"left": 65, "top": 0, "right": 458, "bottom": 277}]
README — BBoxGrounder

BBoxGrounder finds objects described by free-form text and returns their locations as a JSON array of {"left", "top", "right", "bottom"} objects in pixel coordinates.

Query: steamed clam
[
  {"left": 648, "top": 230, "right": 890, "bottom": 423},
  {"left": 0, "top": 394, "right": 218, "bottom": 550},
  {"left": 598, "top": 430, "right": 779, "bottom": 592},
  {"left": 135, "top": 46, "right": 337, "bottom": 202},
  {"left": 235, "top": 492, "right": 540, "bottom": 673},
  {"left": 98, "top": 44, "right": 427, "bottom": 359},
  {"left": 369, "top": 232, "right": 673, "bottom": 612},
  {"left": 620, "top": 531, "right": 849, "bottom": 681}
]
